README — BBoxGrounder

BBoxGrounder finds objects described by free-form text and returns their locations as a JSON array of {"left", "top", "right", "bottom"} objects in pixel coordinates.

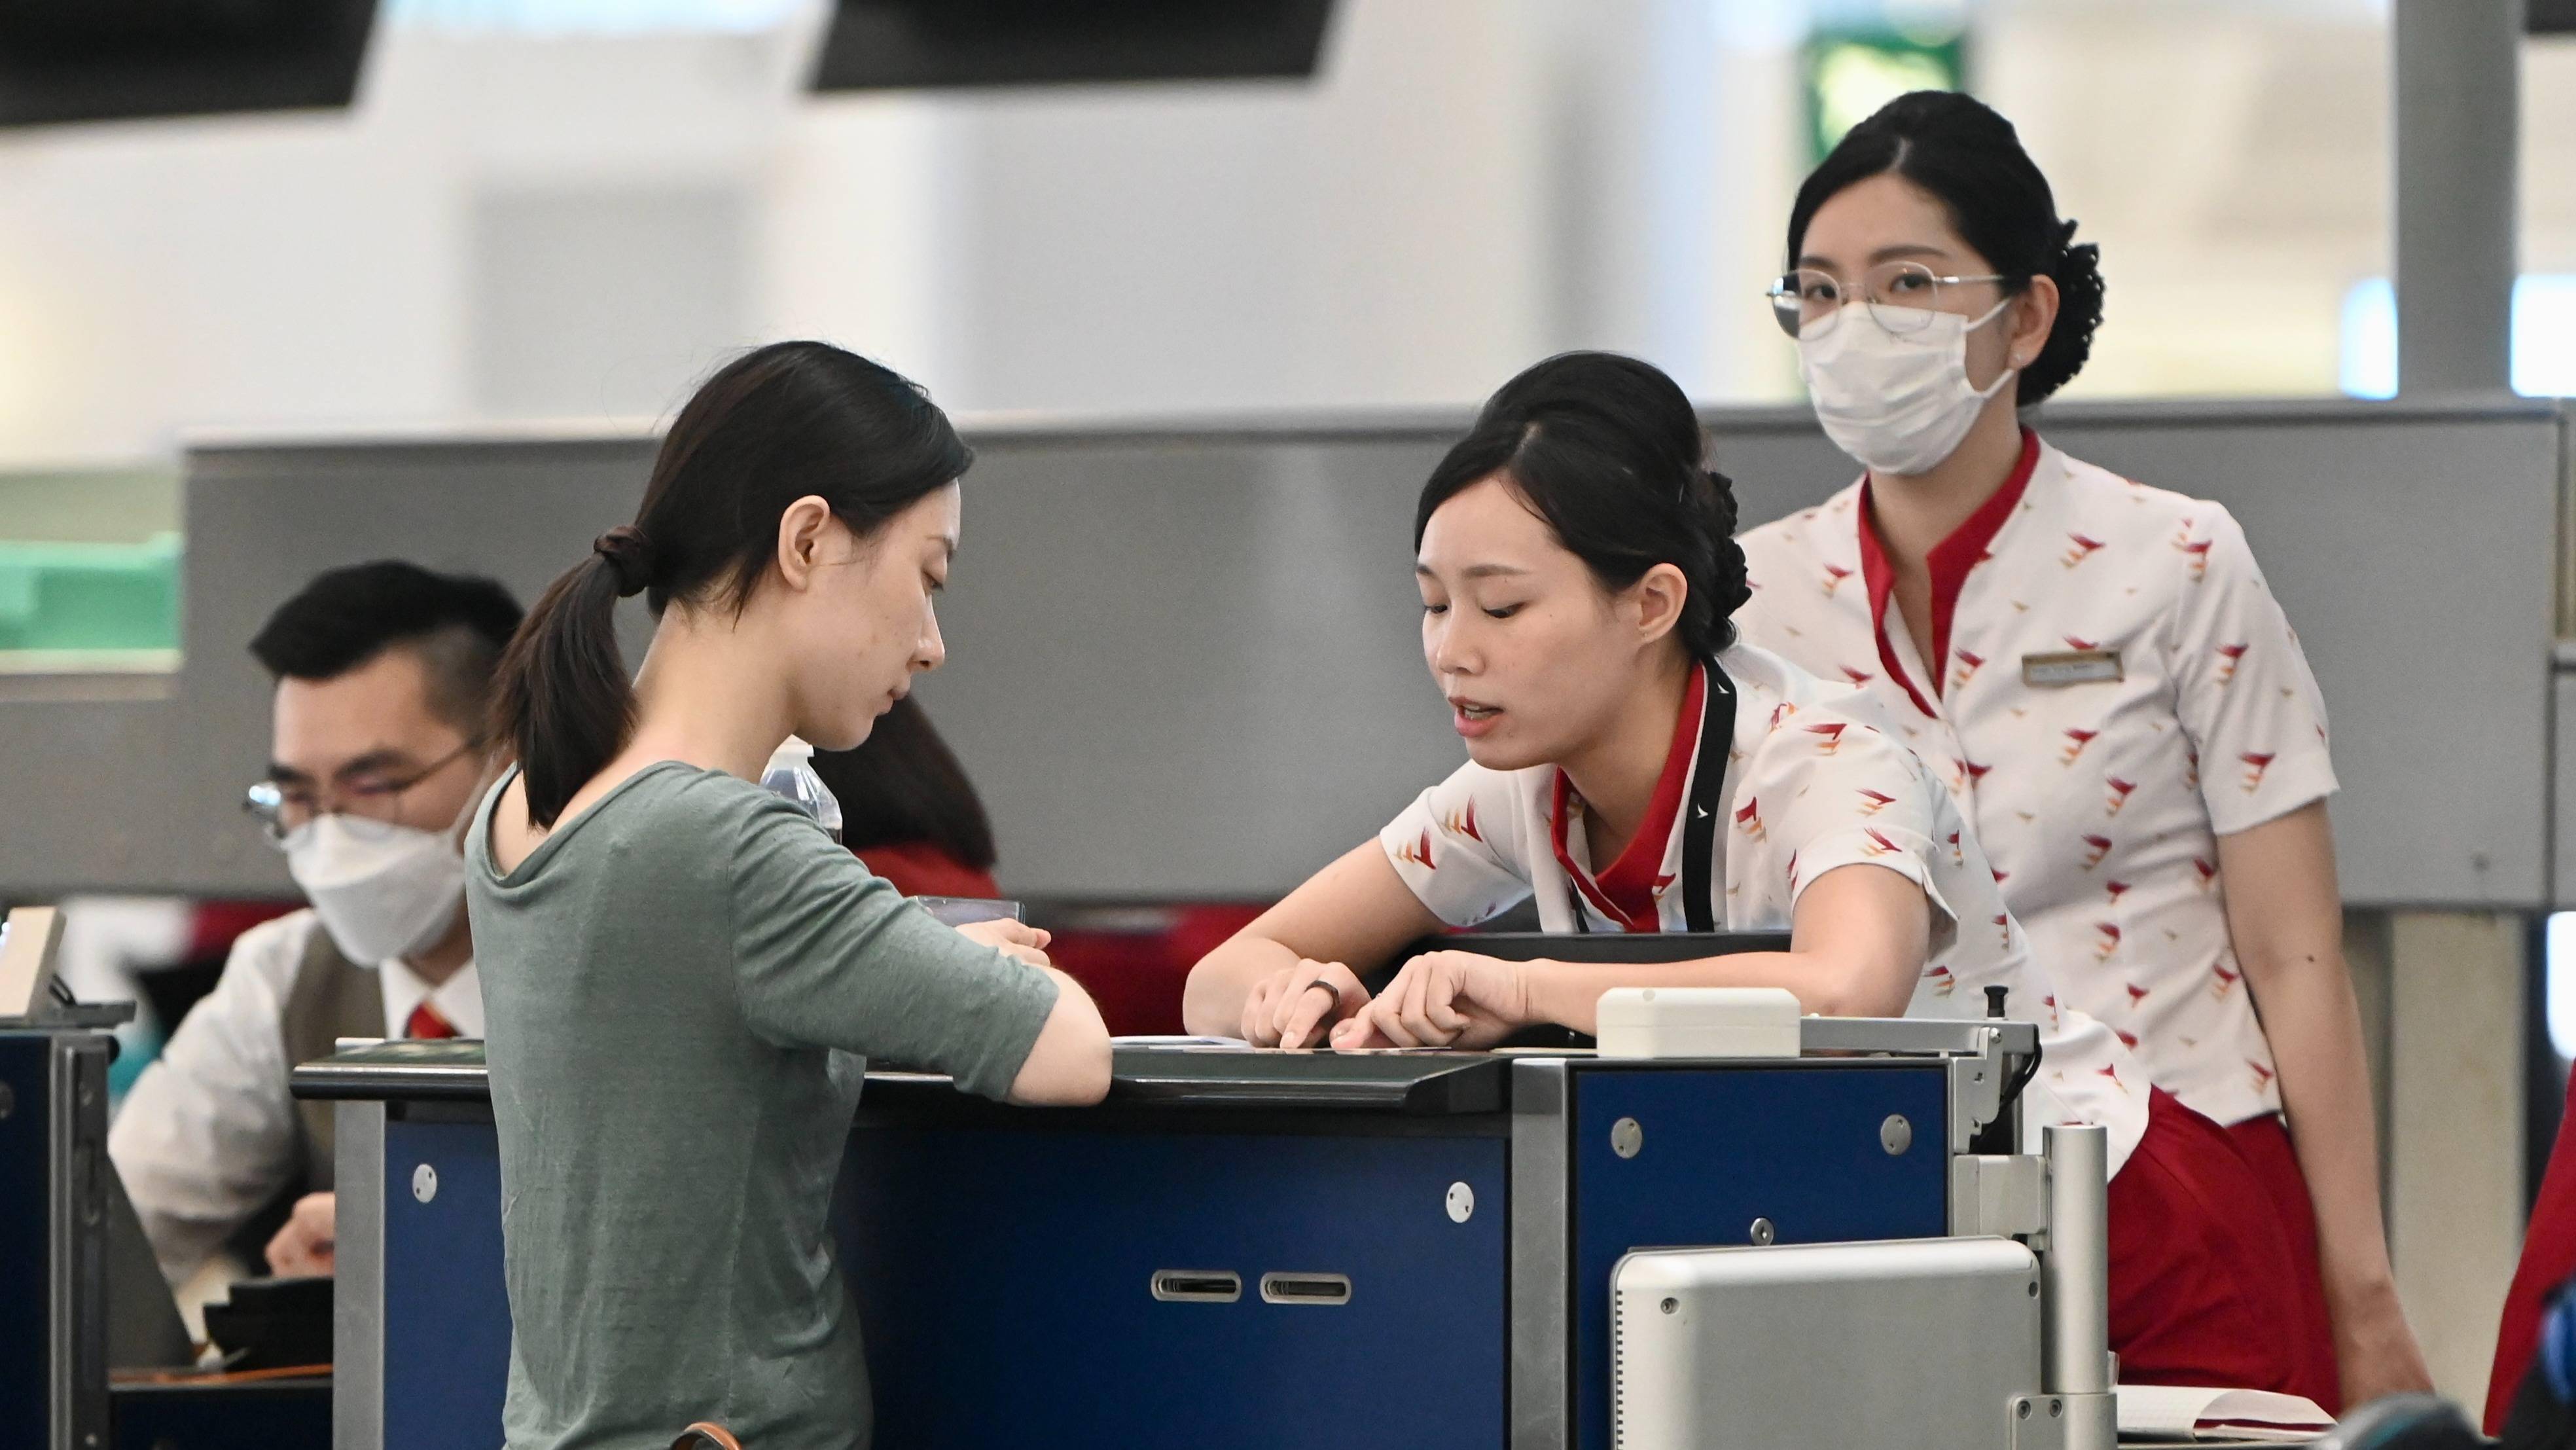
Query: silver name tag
[{"left": 2021, "top": 649, "right": 2123, "bottom": 687}]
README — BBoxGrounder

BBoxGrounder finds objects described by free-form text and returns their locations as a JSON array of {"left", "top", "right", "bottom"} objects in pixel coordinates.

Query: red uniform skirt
[
  {"left": 2107, "top": 1090, "right": 2332, "bottom": 1406},
  {"left": 2224, "top": 1112, "right": 2343, "bottom": 1414},
  {"left": 2488, "top": 1067, "right": 2576, "bottom": 1432}
]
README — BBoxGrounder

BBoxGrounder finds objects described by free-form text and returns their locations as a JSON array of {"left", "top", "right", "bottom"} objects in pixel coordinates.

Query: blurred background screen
[
  {"left": 0, "top": 0, "right": 377, "bottom": 128},
  {"left": 811, "top": 0, "right": 1337, "bottom": 91}
]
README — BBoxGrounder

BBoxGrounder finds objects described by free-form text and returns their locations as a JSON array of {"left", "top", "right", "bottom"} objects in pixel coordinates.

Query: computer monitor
[
  {"left": 811, "top": 0, "right": 1336, "bottom": 92},
  {"left": 0, "top": 0, "right": 377, "bottom": 129}
]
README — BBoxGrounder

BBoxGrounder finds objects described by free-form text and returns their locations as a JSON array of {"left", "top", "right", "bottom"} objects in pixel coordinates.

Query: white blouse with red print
[
  {"left": 1734, "top": 431, "right": 2336, "bottom": 1130},
  {"left": 1378, "top": 640, "right": 2151, "bottom": 1172}
]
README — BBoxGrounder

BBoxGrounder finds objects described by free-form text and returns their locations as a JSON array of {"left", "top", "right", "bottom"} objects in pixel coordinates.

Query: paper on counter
[
  {"left": 2117, "top": 1384, "right": 2333, "bottom": 1443},
  {"left": 1111, "top": 1035, "right": 1251, "bottom": 1048}
]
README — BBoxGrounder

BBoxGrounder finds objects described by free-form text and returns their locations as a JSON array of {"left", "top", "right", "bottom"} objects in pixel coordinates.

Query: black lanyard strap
[
  {"left": 1680, "top": 657, "right": 1736, "bottom": 933},
  {"left": 1571, "top": 659, "right": 1737, "bottom": 935}
]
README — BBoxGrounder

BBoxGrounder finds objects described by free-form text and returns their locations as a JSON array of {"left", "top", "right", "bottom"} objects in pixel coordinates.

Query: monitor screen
[
  {"left": 0, "top": 0, "right": 376, "bottom": 128},
  {"left": 811, "top": 0, "right": 1335, "bottom": 91}
]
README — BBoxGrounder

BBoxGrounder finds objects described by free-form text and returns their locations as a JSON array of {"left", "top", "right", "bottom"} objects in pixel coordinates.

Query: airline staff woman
[
  {"left": 1731, "top": 91, "right": 2427, "bottom": 1411},
  {"left": 470, "top": 342, "right": 1111, "bottom": 1449},
  {"left": 1184, "top": 350, "right": 2310, "bottom": 1391}
]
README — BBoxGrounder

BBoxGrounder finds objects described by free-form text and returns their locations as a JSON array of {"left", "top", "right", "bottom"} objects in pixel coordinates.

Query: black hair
[
  {"left": 249, "top": 560, "right": 524, "bottom": 734},
  {"left": 1416, "top": 351, "right": 1748, "bottom": 660},
  {"left": 808, "top": 695, "right": 997, "bottom": 872},
  {"left": 493, "top": 340, "right": 973, "bottom": 827},
  {"left": 1787, "top": 90, "right": 2104, "bottom": 405}
]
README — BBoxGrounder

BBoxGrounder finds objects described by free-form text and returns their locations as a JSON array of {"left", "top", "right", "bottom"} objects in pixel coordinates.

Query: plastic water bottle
[{"left": 760, "top": 736, "right": 844, "bottom": 844}]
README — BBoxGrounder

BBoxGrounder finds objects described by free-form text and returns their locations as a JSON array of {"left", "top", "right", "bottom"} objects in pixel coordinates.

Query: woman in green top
[{"left": 469, "top": 341, "right": 1113, "bottom": 1450}]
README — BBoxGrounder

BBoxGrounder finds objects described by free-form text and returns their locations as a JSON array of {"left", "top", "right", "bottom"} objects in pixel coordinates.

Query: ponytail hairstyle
[
  {"left": 1787, "top": 90, "right": 2104, "bottom": 405},
  {"left": 493, "top": 341, "right": 972, "bottom": 827},
  {"left": 1416, "top": 351, "right": 1749, "bottom": 660}
]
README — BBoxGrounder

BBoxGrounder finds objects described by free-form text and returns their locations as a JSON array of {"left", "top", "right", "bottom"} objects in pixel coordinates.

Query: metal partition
[{"left": 0, "top": 397, "right": 2564, "bottom": 908}]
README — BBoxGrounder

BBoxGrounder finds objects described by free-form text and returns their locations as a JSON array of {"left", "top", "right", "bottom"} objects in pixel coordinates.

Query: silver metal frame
[
  {"left": 334, "top": 1100, "right": 387, "bottom": 1450},
  {"left": 1507, "top": 1058, "right": 1571, "bottom": 1450},
  {"left": 2040, "top": 1125, "right": 2115, "bottom": 1450},
  {"left": 1797, "top": 1016, "right": 2036, "bottom": 1060},
  {"left": 46, "top": 1034, "right": 107, "bottom": 1450},
  {"left": 1797, "top": 1017, "right": 2033, "bottom": 1155}
]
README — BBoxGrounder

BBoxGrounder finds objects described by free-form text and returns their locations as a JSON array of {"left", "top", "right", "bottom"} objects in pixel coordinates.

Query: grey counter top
[{"left": 289, "top": 1039, "right": 1511, "bottom": 1115}]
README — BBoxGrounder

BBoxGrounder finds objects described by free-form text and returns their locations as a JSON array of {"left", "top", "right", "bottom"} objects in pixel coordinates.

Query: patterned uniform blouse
[
  {"left": 1735, "top": 431, "right": 2336, "bottom": 1129},
  {"left": 1378, "top": 640, "right": 2149, "bottom": 1172}
]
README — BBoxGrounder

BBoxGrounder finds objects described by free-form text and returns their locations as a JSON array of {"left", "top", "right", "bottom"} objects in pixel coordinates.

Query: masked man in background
[{"left": 111, "top": 562, "right": 522, "bottom": 1285}]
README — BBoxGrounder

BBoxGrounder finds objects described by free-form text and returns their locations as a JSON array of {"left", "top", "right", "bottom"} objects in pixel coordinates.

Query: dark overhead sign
[
  {"left": 811, "top": 0, "right": 1336, "bottom": 92},
  {"left": 0, "top": 0, "right": 377, "bottom": 128}
]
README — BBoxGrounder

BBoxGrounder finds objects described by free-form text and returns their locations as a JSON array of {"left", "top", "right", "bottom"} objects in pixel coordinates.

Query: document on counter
[
  {"left": 2116, "top": 1384, "right": 2332, "bottom": 1443},
  {"left": 1111, "top": 1035, "right": 1251, "bottom": 1048}
]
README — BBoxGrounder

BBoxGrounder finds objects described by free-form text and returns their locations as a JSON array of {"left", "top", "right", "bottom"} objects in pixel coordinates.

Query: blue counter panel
[
  {"left": 1571, "top": 1064, "right": 1949, "bottom": 1450},
  {"left": 363, "top": 1062, "right": 1952, "bottom": 1450},
  {"left": 382, "top": 1118, "right": 509, "bottom": 1450},
  {"left": 840, "top": 1125, "right": 1509, "bottom": 1450},
  {"left": 374, "top": 1115, "right": 1507, "bottom": 1450},
  {"left": 0, "top": 1036, "right": 52, "bottom": 1450}
]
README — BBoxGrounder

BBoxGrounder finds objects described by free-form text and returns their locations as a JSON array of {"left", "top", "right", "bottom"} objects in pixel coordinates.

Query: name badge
[{"left": 2022, "top": 649, "right": 2123, "bottom": 687}]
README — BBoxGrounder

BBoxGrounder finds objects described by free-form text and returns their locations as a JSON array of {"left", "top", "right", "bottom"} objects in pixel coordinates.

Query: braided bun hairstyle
[
  {"left": 1787, "top": 90, "right": 2105, "bottom": 405},
  {"left": 1416, "top": 351, "right": 1750, "bottom": 659}
]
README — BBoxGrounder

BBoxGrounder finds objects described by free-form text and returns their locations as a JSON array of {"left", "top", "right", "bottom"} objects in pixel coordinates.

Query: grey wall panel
[
  {"left": 2039, "top": 410, "right": 2560, "bottom": 908},
  {"left": 1694, "top": 401, "right": 2568, "bottom": 909},
  {"left": 0, "top": 399, "right": 2561, "bottom": 908},
  {"left": 0, "top": 436, "right": 664, "bottom": 901},
  {"left": 2556, "top": 668, "right": 2576, "bottom": 909},
  {"left": 921, "top": 435, "right": 1467, "bottom": 896}
]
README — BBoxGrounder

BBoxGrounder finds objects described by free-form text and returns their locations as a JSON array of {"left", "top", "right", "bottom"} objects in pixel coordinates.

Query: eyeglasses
[
  {"left": 1766, "top": 261, "right": 2014, "bottom": 339},
  {"left": 243, "top": 738, "right": 480, "bottom": 850}
]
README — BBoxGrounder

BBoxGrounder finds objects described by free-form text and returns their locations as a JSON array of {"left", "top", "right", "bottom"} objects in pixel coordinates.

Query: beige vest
[{"left": 277, "top": 918, "right": 384, "bottom": 1193}]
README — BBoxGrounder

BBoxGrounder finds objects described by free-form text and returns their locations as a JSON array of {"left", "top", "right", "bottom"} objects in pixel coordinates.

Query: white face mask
[
  {"left": 1797, "top": 299, "right": 2016, "bottom": 477},
  {"left": 285, "top": 814, "right": 467, "bottom": 969}
]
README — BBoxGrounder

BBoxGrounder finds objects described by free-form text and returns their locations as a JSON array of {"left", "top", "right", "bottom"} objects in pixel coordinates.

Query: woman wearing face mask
[
  {"left": 469, "top": 342, "right": 1112, "bottom": 1450},
  {"left": 1732, "top": 91, "right": 2425, "bottom": 1411},
  {"left": 1184, "top": 350, "right": 2312, "bottom": 1390}
]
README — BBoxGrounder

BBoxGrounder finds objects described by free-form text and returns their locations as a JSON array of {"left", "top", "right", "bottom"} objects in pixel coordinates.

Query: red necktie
[{"left": 404, "top": 1000, "right": 459, "bottom": 1041}]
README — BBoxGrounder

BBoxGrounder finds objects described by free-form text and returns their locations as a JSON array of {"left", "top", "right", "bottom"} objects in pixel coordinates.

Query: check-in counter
[
  {"left": 3, "top": 1016, "right": 331, "bottom": 1450},
  {"left": 2, "top": 1022, "right": 114, "bottom": 1450},
  {"left": 299, "top": 1020, "right": 2051, "bottom": 1450},
  {"left": 3, "top": 399, "right": 2558, "bottom": 1404}
]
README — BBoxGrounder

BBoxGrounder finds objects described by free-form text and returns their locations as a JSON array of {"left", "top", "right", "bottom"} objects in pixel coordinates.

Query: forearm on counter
[
  {"left": 1007, "top": 966, "right": 1113, "bottom": 1106},
  {"left": 1520, "top": 951, "right": 1884, "bottom": 1036},
  {"left": 1180, "top": 934, "right": 1303, "bottom": 1037}
]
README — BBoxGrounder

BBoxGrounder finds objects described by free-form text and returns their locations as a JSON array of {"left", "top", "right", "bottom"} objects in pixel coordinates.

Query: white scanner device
[{"left": 1592, "top": 985, "right": 1801, "bottom": 1059}]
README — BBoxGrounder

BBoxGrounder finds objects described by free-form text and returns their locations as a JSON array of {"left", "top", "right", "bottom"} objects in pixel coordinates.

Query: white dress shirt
[{"left": 107, "top": 907, "right": 482, "bottom": 1283}]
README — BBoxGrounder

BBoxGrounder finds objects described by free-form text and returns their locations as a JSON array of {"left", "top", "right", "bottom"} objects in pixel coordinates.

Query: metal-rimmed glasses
[
  {"left": 1766, "top": 261, "right": 2014, "bottom": 339},
  {"left": 242, "top": 738, "right": 480, "bottom": 850}
]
